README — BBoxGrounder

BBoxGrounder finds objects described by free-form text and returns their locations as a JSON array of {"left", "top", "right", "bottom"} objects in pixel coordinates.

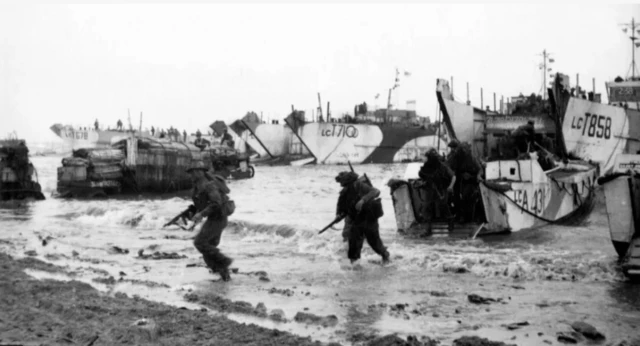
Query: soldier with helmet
[
  {"left": 194, "top": 130, "right": 210, "bottom": 151},
  {"left": 418, "top": 148, "right": 456, "bottom": 232},
  {"left": 187, "top": 160, "right": 235, "bottom": 281},
  {"left": 446, "top": 140, "right": 483, "bottom": 223},
  {"left": 334, "top": 171, "right": 390, "bottom": 264}
]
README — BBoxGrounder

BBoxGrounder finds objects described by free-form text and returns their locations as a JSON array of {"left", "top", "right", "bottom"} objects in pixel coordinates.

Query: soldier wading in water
[
  {"left": 334, "top": 171, "right": 390, "bottom": 264},
  {"left": 187, "top": 160, "right": 236, "bottom": 281}
]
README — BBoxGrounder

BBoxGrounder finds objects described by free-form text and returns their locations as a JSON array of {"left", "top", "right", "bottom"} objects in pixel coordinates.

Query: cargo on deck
[{"left": 56, "top": 135, "right": 254, "bottom": 198}]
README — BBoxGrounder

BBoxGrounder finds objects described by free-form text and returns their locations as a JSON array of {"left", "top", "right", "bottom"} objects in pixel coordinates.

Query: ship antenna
[
  {"left": 620, "top": 17, "right": 640, "bottom": 80},
  {"left": 539, "top": 49, "right": 554, "bottom": 100}
]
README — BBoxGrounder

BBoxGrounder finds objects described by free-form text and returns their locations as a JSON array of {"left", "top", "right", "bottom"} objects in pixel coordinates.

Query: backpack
[
  {"left": 207, "top": 174, "right": 235, "bottom": 217},
  {"left": 223, "top": 199, "right": 236, "bottom": 216}
]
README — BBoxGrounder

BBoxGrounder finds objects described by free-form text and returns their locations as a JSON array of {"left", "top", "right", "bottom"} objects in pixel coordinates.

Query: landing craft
[
  {"left": 598, "top": 154, "right": 640, "bottom": 280},
  {"left": 50, "top": 123, "right": 220, "bottom": 152},
  {"left": 388, "top": 77, "right": 599, "bottom": 237},
  {"left": 435, "top": 78, "right": 558, "bottom": 160},
  {"left": 226, "top": 112, "right": 313, "bottom": 165},
  {"left": 229, "top": 107, "right": 448, "bottom": 165},
  {"left": 389, "top": 157, "right": 597, "bottom": 237},
  {"left": 585, "top": 17, "right": 640, "bottom": 280},
  {"left": 55, "top": 134, "right": 253, "bottom": 198},
  {"left": 548, "top": 73, "right": 640, "bottom": 176},
  {"left": 0, "top": 137, "right": 45, "bottom": 201}
]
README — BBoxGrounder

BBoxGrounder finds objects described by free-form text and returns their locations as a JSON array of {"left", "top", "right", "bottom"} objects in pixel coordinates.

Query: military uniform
[
  {"left": 446, "top": 142, "right": 482, "bottom": 223},
  {"left": 419, "top": 150, "right": 455, "bottom": 225},
  {"left": 192, "top": 172, "right": 233, "bottom": 280},
  {"left": 512, "top": 122, "right": 535, "bottom": 155},
  {"left": 222, "top": 131, "right": 235, "bottom": 148},
  {"left": 335, "top": 172, "right": 389, "bottom": 263},
  {"left": 194, "top": 136, "right": 210, "bottom": 151}
]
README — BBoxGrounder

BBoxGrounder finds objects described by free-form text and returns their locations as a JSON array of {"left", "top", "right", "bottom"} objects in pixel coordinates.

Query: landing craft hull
[
  {"left": 598, "top": 154, "right": 640, "bottom": 279},
  {"left": 436, "top": 79, "right": 557, "bottom": 159},
  {"left": 56, "top": 137, "right": 253, "bottom": 198},
  {"left": 230, "top": 121, "right": 445, "bottom": 164},
  {"left": 480, "top": 159, "right": 597, "bottom": 233},
  {"left": 232, "top": 122, "right": 309, "bottom": 159},
  {"left": 0, "top": 139, "right": 45, "bottom": 201},
  {"left": 50, "top": 124, "right": 133, "bottom": 150},
  {"left": 51, "top": 124, "right": 225, "bottom": 153},
  {"left": 557, "top": 97, "right": 640, "bottom": 175},
  {"left": 390, "top": 160, "right": 597, "bottom": 236},
  {"left": 298, "top": 123, "right": 446, "bottom": 164},
  {"left": 548, "top": 74, "right": 640, "bottom": 176}
]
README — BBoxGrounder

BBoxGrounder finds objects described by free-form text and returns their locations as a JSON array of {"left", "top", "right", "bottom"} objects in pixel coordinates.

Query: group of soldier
[
  {"left": 193, "top": 129, "right": 234, "bottom": 151},
  {"left": 181, "top": 120, "right": 547, "bottom": 282},
  {"left": 182, "top": 157, "right": 393, "bottom": 282},
  {"left": 418, "top": 139, "right": 484, "bottom": 231},
  {"left": 151, "top": 126, "right": 187, "bottom": 142}
]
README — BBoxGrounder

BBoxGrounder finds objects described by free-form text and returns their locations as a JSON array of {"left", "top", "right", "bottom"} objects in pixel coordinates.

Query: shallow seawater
[{"left": 1, "top": 155, "right": 639, "bottom": 345}]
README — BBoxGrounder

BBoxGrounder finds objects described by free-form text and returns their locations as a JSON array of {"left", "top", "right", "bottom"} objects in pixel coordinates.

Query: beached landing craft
[
  {"left": 50, "top": 123, "right": 220, "bottom": 152},
  {"left": 56, "top": 135, "right": 253, "bottom": 198},
  {"left": 227, "top": 97, "right": 448, "bottom": 165},
  {"left": 50, "top": 123, "right": 149, "bottom": 151},
  {"left": 549, "top": 73, "right": 640, "bottom": 175},
  {"left": 288, "top": 108, "right": 447, "bottom": 165},
  {"left": 598, "top": 154, "right": 640, "bottom": 279},
  {"left": 592, "top": 18, "right": 640, "bottom": 279},
  {"left": 435, "top": 78, "right": 558, "bottom": 160},
  {"left": 0, "top": 138, "right": 45, "bottom": 201},
  {"left": 389, "top": 155, "right": 597, "bottom": 236},
  {"left": 227, "top": 112, "right": 312, "bottom": 165},
  {"left": 388, "top": 77, "right": 598, "bottom": 237},
  {"left": 478, "top": 155, "right": 597, "bottom": 232}
]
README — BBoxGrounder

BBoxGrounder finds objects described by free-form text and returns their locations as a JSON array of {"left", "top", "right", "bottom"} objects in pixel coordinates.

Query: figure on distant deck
[
  {"left": 194, "top": 131, "right": 210, "bottom": 151},
  {"left": 512, "top": 120, "right": 536, "bottom": 156},
  {"left": 221, "top": 129, "right": 234, "bottom": 149}
]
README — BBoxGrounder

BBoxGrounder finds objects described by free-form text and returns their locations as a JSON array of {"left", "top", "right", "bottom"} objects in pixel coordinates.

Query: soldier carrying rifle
[
  {"left": 321, "top": 164, "right": 390, "bottom": 264},
  {"left": 178, "top": 160, "right": 236, "bottom": 281}
]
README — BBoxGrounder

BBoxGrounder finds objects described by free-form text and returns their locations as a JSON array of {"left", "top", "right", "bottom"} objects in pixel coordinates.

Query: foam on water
[{"left": 1, "top": 156, "right": 638, "bottom": 344}]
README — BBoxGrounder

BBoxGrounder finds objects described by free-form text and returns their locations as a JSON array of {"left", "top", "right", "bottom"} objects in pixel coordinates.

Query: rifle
[
  {"left": 163, "top": 205, "right": 197, "bottom": 230},
  {"left": 348, "top": 161, "right": 372, "bottom": 186},
  {"left": 318, "top": 214, "right": 346, "bottom": 234}
]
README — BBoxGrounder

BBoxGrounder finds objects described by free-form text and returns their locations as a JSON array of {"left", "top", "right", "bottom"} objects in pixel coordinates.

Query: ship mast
[
  {"left": 539, "top": 49, "right": 554, "bottom": 100},
  {"left": 620, "top": 17, "right": 640, "bottom": 80},
  {"left": 388, "top": 68, "right": 400, "bottom": 109}
]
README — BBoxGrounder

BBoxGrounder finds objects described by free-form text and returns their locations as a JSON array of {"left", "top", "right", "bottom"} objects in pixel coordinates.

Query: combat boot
[
  {"left": 382, "top": 250, "right": 391, "bottom": 264},
  {"left": 219, "top": 267, "right": 231, "bottom": 282}
]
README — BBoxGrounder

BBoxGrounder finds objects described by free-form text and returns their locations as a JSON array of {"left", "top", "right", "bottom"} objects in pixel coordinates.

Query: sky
[{"left": 1, "top": 3, "right": 639, "bottom": 144}]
